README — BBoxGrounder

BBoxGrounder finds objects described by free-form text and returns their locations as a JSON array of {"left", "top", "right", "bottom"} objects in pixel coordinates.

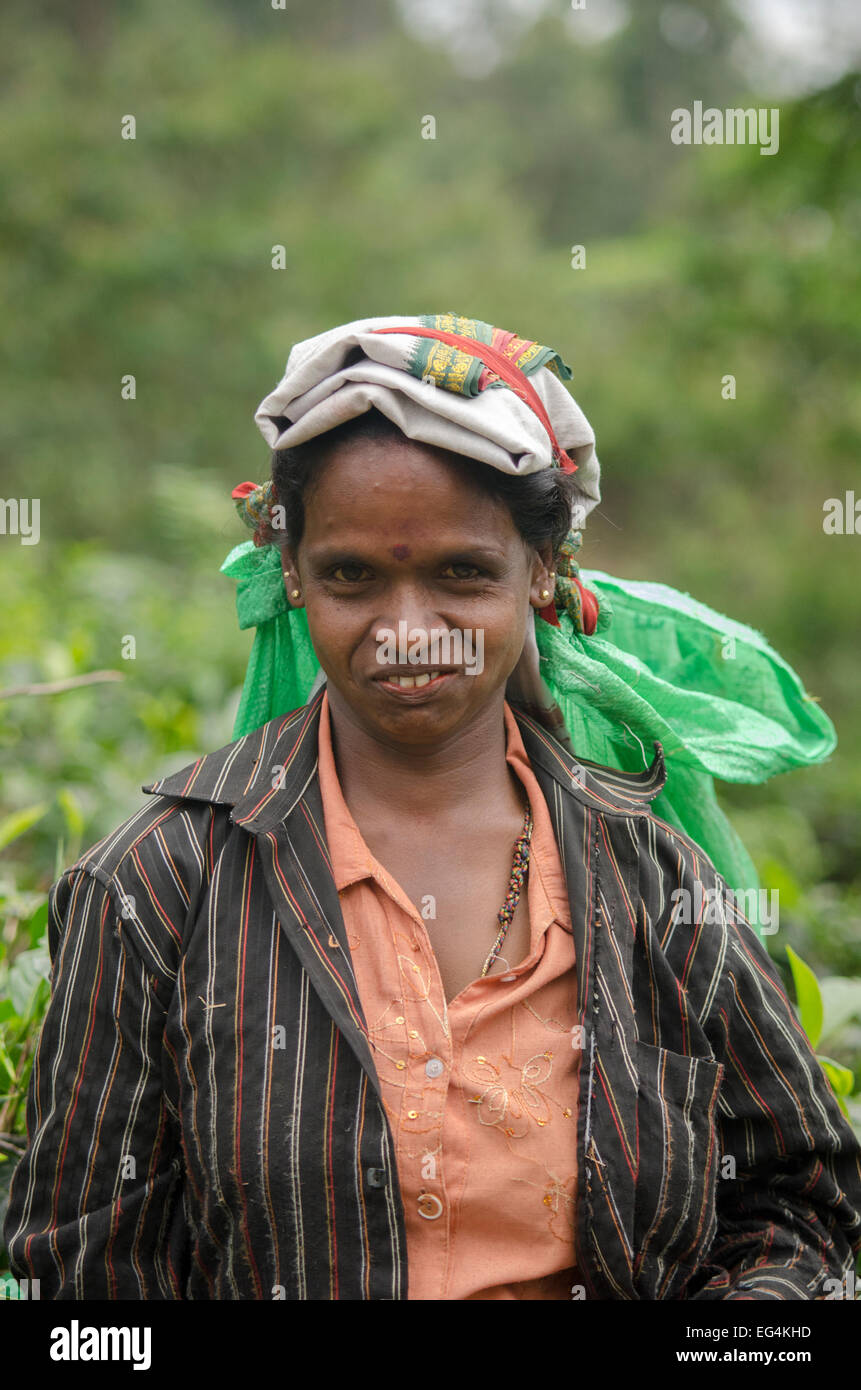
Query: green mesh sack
[
  {"left": 537, "top": 570, "right": 836, "bottom": 896},
  {"left": 221, "top": 541, "right": 320, "bottom": 734}
]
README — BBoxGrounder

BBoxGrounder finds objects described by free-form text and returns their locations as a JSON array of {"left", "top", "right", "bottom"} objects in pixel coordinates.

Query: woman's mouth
[{"left": 373, "top": 669, "right": 457, "bottom": 697}]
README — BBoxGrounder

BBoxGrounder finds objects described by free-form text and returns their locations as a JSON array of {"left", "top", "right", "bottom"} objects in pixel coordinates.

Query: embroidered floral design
[{"left": 465, "top": 1050, "right": 556, "bottom": 1139}]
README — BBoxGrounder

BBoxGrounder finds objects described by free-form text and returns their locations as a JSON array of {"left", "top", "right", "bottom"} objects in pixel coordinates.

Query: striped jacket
[{"left": 6, "top": 684, "right": 861, "bottom": 1299}]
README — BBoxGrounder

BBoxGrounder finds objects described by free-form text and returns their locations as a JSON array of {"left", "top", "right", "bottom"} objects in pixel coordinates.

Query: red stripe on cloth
[{"left": 373, "top": 325, "right": 579, "bottom": 474}]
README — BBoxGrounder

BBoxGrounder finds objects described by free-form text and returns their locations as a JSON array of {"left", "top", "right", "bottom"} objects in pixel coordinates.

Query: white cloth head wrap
[{"left": 253, "top": 314, "right": 601, "bottom": 518}]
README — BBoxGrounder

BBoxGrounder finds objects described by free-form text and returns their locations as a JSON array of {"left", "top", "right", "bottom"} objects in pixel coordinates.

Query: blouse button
[
  {"left": 417, "top": 1193, "right": 444, "bottom": 1220},
  {"left": 425, "top": 1057, "right": 444, "bottom": 1078}
]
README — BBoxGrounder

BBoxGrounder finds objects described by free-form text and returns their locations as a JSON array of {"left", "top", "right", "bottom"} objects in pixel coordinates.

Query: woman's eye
[
  {"left": 331, "top": 563, "right": 371, "bottom": 583},
  {"left": 441, "top": 563, "right": 483, "bottom": 580}
]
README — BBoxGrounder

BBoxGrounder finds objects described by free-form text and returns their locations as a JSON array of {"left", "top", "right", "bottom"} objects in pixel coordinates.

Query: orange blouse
[{"left": 316, "top": 690, "right": 582, "bottom": 1300}]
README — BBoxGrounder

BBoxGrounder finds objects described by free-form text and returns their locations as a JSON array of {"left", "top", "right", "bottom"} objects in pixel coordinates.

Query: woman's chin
[{"left": 340, "top": 672, "right": 500, "bottom": 742}]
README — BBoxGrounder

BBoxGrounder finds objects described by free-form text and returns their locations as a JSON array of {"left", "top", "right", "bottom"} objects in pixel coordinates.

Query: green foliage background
[{"left": 1, "top": 0, "right": 860, "bottom": 1263}]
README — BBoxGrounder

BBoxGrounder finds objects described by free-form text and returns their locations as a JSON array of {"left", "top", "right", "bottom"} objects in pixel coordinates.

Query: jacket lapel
[
  {"left": 227, "top": 689, "right": 383, "bottom": 1097},
  {"left": 143, "top": 688, "right": 383, "bottom": 1099}
]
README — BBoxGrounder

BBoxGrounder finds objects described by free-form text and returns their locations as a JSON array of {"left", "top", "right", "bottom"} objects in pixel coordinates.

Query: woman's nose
[{"left": 375, "top": 580, "right": 446, "bottom": 636}]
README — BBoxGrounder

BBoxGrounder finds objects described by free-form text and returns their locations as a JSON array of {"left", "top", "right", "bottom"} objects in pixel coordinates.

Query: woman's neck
[{"left": 324, "top": 685, "right": 520, "bottom": 829}]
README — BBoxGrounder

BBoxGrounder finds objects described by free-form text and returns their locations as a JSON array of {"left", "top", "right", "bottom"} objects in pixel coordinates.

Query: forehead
[{"left": 302, "top": 437, "right": 517, "bottom": 541}]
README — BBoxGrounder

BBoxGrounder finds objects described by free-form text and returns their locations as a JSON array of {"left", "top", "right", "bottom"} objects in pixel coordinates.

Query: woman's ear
[
  {"left": 528, "top": 543, "right": 556, "bottom": 608},
  {"left": 280, "top": 549, "right": 304, "bottom": 607}
]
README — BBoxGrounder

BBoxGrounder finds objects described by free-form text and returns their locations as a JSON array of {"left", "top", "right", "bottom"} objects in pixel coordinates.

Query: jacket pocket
[{"left": 632, "top": 1041, "right": 723, "bottom": 1297}]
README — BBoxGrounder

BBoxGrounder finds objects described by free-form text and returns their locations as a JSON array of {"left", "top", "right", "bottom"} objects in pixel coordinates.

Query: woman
[{"left": 6, "top": 314, "right": 861, "bottom": 1300}]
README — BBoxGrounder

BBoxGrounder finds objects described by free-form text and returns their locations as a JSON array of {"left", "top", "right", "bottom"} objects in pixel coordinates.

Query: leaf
[
  {"left": 56, "top": 788, "right": 84, "bottom": 840},
  {"left": 817, "top": 1056, "right": 855, "bottom": 1098},
  {"left": 24, "top": 900, "right": 49, "bottom": 950},
  {"left": 7, "top": 946, "right": 51, "bottom": 1017},
  {"left": 0, "top": 1037, "right": 17, "bottom": 1085},
  {"left": 819, "top": 977, "right": 861, "bottom": 1043},
  {"left": 0, "top": 804, "right": 49, "bottom": 854},
  {"left": 786, "top": 945, "right": 824, "bottom": 1049}
]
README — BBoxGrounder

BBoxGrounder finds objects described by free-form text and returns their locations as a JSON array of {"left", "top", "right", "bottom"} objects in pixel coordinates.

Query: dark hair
[{"left": 257, "top": 408, "right": 587, "bottom": 559}]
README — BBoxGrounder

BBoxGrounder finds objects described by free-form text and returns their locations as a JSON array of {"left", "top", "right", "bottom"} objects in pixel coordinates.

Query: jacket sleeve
[
  {"left": 4, "top": 864, "right": 187, "bottom": 1299},
  {"left": 684, "top": 862, "right": 861, "bottom": 1301}
]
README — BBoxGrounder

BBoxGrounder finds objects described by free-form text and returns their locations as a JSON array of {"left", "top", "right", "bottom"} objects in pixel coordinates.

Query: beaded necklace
[{"left": 479, "top": 802, "right": 534, "bottom": 978}]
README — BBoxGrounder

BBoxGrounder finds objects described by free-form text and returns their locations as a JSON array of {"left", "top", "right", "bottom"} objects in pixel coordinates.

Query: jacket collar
[
  {"left": 141, "top": 691, "right": 326, "bottom": 831},
  {"left": 141, "top": 683, "right": 667, "bottom": 827}
]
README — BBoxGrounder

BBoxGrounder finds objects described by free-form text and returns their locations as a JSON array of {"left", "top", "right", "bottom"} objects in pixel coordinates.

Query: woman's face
[{"left": 281, "top": 437, "right": 554, "bottom": 749}]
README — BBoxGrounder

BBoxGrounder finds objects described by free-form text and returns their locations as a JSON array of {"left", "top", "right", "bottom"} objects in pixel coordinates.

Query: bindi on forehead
[{"left": 391, "top": 544, "right": 411, "bottom": 560}]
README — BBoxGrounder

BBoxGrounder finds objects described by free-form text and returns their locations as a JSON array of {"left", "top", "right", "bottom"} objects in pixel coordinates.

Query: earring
[
  {"left": 290, "top": 589, "right": 301, "bottom": 599},
  {"left": 540, "top": 589, "right": 551, "bottom": 601}
]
